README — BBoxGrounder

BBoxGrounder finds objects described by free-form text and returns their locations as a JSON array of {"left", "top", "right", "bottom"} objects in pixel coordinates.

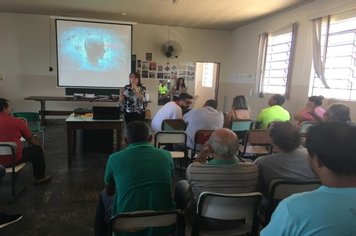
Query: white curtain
[
  {"left": 256, "top": 32, "right": 268, "bottom": 97},
  {"left": 312, "top": 16, "right": 330, "bottom": 88}
]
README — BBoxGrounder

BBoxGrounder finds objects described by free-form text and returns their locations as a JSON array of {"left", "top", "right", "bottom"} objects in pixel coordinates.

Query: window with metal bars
[
  {"left": 310, "top": 16, "right": 356, "bottom": 101},
  {"left": 263, "top": 32, "right": 293, "bottom": 94}
]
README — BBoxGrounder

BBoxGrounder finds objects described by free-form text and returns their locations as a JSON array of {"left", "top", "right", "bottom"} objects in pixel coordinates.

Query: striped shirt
[{"left": 186, "top": 160, "right": 259, "bottom": 201}]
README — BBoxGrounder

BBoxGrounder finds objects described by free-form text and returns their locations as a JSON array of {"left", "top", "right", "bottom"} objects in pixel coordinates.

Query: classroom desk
[
  {"left": 65, "top": 114, "right": 123, "bottom": 168},
  {"left": 24, "top": 96, "right": 119, "bottom": 125}
]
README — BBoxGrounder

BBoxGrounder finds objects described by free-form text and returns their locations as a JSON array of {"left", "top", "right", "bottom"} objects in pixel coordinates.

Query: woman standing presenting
[{"left": 119, "top": 72, "right": 146, "bottom": 124}]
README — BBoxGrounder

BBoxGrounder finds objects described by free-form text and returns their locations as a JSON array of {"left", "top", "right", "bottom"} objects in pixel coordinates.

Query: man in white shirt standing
[
  {"left": 183, "top": 99, "right": 224, "bottom": 149},
  {"left": 151, "top": 93, "right": 193, "bottom": 133}
]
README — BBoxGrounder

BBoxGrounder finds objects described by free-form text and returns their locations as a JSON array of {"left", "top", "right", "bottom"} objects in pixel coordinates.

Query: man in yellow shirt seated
[{"left": 256, "top": 94, "right": 290, "bottom": 129}]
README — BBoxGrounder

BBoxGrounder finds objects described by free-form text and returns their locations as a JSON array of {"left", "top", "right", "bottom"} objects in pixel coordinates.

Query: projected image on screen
[{"left": 56, "top": 19, "right": 132, "bottom": 88}]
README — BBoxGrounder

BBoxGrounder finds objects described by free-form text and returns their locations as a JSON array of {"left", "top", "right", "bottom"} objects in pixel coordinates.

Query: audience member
[
  {"left": 256, "top": 94, "right": 290, "bottom": 129},
  {"left": 254, "top": 122, "right": 317, "bottom": 195},
  {"left": 224, "top": 95, "right": 251, "bottom": 128},
  {"left": 323, "top": 103, "right": 351, "bottom": 123},
  {"left": 0, "top": 98, "right": 51, "bottom": 185},
  {"left": 183, "top": 99, "right": 224, "bottom": 150},
  {"left": 95, "top": 121, "right": 176, "bottom": 236},
  {"left": 172, "top": 77, "right": 187, "bottom": 98},
  {"left": 0, "top": 165, "right": 22, "bottom": 229},
  {"left": 151, "top": 93, "right": 193, "bottom": 132},
  {"left": 294, "top": 95, "right": 325, "bottom": 125},
  {"left": 261, "top": 123, "right": 356, "bottom": 235},
  {"left": 175, "top": 128, "right": 258, "bottom": 218}
]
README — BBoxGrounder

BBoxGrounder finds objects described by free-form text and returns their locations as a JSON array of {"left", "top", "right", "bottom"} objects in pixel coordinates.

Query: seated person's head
[
  {"left": 125, "top": 121, "right": 152, "bottom": 144},
  {"left": 204, "top": 99, "right": 217, "bottom": 109},
  {"left": 178, "top": 93, "right": 193, "bottom": 110},
  {"left": 0, "top": 98, "right": 11, "bottom": 114},
  {"left": 306, "top": 123, "right": 356, "bottom": 179},
  {"left": 269, "top": 121, "right": 301, "bottom": 152},
  {"left": 232, "top": 95, "right": 248, "bottom": 110},
  {"left": 268, "top": 94, "right": 285, "bottom": 106},
  {"left": 208, "top": 128, "right": 238, "bottom": 159},
  {"left": 324, "top": 104, "right": 350, "bottom": 123},
  {"left": 308, "top": 95, "right": 324, "bottom": 107}
]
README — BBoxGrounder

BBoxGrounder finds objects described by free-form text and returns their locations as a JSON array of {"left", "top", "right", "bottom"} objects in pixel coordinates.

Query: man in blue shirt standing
[{"left": 261, "top": 123, "right": 356, "bottom": 236}]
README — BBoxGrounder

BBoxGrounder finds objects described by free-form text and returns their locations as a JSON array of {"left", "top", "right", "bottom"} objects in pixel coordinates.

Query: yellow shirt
[{"left": 257, "top": 105, "right": 290, "bottom": 129}]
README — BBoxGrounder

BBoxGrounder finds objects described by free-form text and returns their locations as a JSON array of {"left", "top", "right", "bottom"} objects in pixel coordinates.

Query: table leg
[
  {"left": 39, "top": 100, "right": 46, "bottom": 125},
  {"left": 67, "top": 125, "right": 73, "bottom": 168}
]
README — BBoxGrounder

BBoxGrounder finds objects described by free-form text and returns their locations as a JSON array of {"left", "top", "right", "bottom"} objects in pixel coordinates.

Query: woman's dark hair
[
  {"left": 309, "top": 95, "right": 324, "bottom": 106},
  {"left": 175, "top": 77, "right": 186, "bottom": 90},
  {"left": 0, "top": 98, "right": 9, "bottom": 112},
  {"left": 129, "top": 72, "right": 142, "bottom": 86},
  {"left": 232, "top": 95, "right": 248, "bottom": 110},
  {"left": 306, "top": 123, "right": 356, "bottom": 176},
  {"left": 269, "top": 121, "right": 301, "bottom": 152}
]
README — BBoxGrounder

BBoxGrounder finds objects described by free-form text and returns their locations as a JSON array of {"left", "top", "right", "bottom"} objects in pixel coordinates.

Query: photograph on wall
[
  {"left": 136, "top": 60, "right": 141, "bottom": 69},
  {"left": 136, "top": 69, "right": 141, "bottom": 76},
  {"left": 164, "top": 65, "right": 171, "bottom": 72},
  {"left": 142, "top": 70, "right": 148, "bottom": 79},
  {"left": 187, "top": 70, "right": 195, "bottom": 76},
  {"left": 149, "top": 72, "right": 156, "bottom": 79},
  {"left": 146, "top": 53, "right": 152, "bottom": 61},
  {"left": 164, "top": 73, "right": 171, "bottom": 80},
  {"left": 178, "top": 70, "right": 187, "bottom": 77},
  {"left": 187, "top": 65, "right": 195, "bottom": 71},
  {"left": 157, "top": 65, "right": 163, "bottom": 71},
  {"left": 157, "top": 72, "right": 164, "bottom": 79},
  {"left": 142, "top": 61, "right": 149, "bottom": 70},
  {"left": 149, "top": 62, "right": 157, "bottom": 71},
  {"left": 187, "top": 76, "right": 194, "bottom": 81},
  {"left": 171, "top": 71, "right": 178, "bottom": 80},
  {"left": 171, "top": 64, "right": 177, "bottom": 71}
]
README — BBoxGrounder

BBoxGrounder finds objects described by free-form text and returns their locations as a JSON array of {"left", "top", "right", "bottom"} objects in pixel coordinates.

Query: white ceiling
[{"left": 0, "top": 0, "right": 313, "bottom": 30}]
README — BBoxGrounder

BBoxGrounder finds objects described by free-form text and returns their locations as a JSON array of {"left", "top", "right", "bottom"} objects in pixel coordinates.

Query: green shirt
[
  {"left": 257, "top": 105, "right": 290, "bottom": 129},
  {"left": 104, "top": 142, "right": 176, "bottom": 236}
]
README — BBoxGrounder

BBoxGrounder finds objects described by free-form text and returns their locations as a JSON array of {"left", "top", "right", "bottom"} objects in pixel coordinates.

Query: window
[
  {"left": 309, "top": 16, "right": 356, "bottom": 101},
  {"left": 202, "top": 63, "right": 214, "bottom": 88},
  {"left": 257, "top": 24, "right": 297, "bottom": 97}
]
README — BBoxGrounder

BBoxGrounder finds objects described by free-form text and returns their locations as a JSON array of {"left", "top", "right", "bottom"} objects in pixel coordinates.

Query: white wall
[
  {"left": 221, "top": 0, "right": 356, "bottom": 121},
  {"left": 0, "top": 12, "right": 230, "bottom": 115}
]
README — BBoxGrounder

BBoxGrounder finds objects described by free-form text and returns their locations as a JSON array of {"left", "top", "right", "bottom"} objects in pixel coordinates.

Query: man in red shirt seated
[{"left": 0, "top": 98, "right": 51, "bottom": 185}]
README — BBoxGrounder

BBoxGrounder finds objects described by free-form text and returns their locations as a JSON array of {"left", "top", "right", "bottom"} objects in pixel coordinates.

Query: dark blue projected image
[{"left": 59, "top": 27, "right": 125, "bottom": 71}]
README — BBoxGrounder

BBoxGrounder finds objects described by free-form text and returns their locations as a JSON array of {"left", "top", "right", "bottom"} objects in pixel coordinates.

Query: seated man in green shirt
[
  {"left": 95, "top": 121, "right": 176, "bottom": 236},
  {"left": 256, "top": 94, "right": 290, "bottom": 129}
]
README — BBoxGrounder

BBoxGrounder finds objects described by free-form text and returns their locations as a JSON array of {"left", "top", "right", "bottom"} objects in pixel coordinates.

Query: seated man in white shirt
[
  {"left": 183, "top": 99, "right": 224, "bottom": 150},
  {"left": 261, "top": 123, "right": 356, "bottom": 236},
  {"left": 151, "top": 93, "right": 193, "bottom": 133}
]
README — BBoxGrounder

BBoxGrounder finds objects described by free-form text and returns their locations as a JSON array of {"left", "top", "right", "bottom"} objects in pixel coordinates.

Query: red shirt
[{"left": 0, "top": 112, "right": 32, "bottom": 166}]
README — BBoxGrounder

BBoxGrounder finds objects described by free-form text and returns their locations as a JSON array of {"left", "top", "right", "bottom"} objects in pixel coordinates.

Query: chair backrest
[
  {"left": 13, "top": 112, "right": 40, "bottom": 122},
  {"left": 0, "top": 142, "right": 17, "bottom": 155},
  {"left": 196, "top": 191, "right": 262, "bottom": 235},
  {"left": 161, "top": 119, "right": 186, "bottom": 131},
  {"left": 244, "top": 129, "right": 271, "bottom": 145},
  {"left": 154, "top": 131, "right": 187, "bottom": 147},
  {"left": 194, "top": 130, "right": 214, "bottom": 146},
  {"left": 269, "top": 179, "right": 321, "bottom": 200},
  {"left": 230, "top": 120, "right": 253, "bottom": 132},
  {"left": 299, "top": 121, "right": 317, "bottom": 136},
  {"left": 110, "top": 210, "right": 179, "bottom": 233}
]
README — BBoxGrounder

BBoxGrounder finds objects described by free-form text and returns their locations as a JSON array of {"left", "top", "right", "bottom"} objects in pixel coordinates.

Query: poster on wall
[{"left": 146, "top": 53, "right": 152, "bottom": 61}]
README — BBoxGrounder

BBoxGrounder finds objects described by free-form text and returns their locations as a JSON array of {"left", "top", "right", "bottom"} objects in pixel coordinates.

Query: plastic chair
[
  {"left": 230, "top": 119, "right": 253, "bottom": 143},
  {"left": 238, "top": 129, "right": 273, "bottom": 158},
  {"left": 186, "top": 191, "right": 263, "bottom": 236},
  {"left": 190, "top": 129, "right": 214, "bottom": 161},
  {"left": 260, "top": 179, "right": 321, "bottom": 226},
  {"left": 110, "top": 210, "right": 180, "bottom": 234},
  {"left": 161, "top": 119, "right": 187, "bottom": 131},
  {"left": 155, "top": 131, "right": 188, "bottom": 175},
  {"left": 0, "top": 142, "right": 27, "bottom": 197},
  {"left": 13, "top": 112, "right": 45, "bottom": 148}
]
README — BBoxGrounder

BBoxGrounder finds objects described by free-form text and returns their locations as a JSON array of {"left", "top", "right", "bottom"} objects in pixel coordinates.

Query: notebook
[{"left": 92, "top": 106, "right": 121, "bottom": 120}]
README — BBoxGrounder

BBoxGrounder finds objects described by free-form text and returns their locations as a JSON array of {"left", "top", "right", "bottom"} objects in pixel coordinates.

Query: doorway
[{"left": 194, "top": 62, "right": 220, "bottom": 108}]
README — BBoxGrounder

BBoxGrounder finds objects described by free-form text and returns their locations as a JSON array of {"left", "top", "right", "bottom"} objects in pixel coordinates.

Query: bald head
[{"left": 208, "top": 128, "right": 238, "bottom": 159}]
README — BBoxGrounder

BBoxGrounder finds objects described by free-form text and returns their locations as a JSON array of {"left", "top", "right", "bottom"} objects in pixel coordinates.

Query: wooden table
[
  {"left": 65, "top": 114, "right": 123, "bottom": 168},
  {"left": 24, "top": 96, "right": 118, "bottom": 125}
]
